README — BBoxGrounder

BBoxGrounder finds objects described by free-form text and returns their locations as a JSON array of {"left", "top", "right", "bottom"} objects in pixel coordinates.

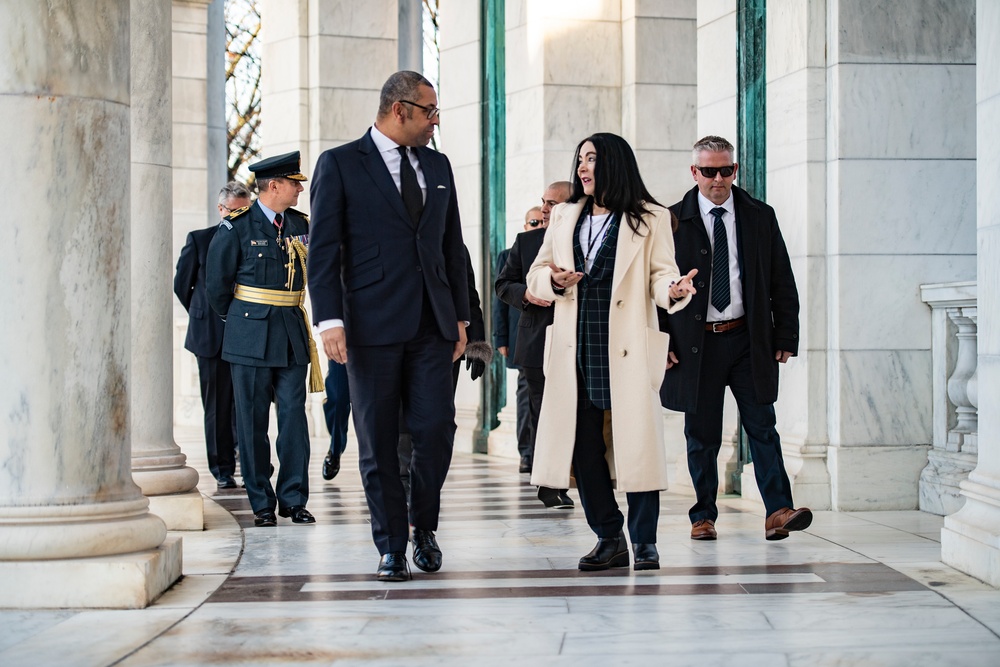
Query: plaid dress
[{"left": 574, "top": 210, "right": 621, "bottom": 410}]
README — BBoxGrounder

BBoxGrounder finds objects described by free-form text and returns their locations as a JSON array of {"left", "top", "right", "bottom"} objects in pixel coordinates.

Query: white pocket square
[{"left": 436, "top": 185, "right": 447, "bottom": 189}]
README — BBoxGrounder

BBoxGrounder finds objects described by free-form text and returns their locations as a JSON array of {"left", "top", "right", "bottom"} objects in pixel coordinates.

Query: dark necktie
[
  {"left": 397, "top": 146, "right": 423, "bottom": 225},
  {"left": 710, "top": 206, "right": 731, "bottom": 312}
]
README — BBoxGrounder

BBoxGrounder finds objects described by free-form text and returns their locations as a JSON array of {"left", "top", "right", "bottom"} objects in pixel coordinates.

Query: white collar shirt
[
  {"left": 697, "top": 191, "right": 745, "bottom": 322},
  {"left": 370, "top": 124, "right": 427, "bottom": 203}
]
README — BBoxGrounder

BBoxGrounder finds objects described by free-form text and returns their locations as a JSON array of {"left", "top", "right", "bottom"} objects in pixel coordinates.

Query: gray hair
[
  {"left": 377, "top": 70, "right": 434, "bottom": 118},
  {"left": 218, "top": 180, "right": 252, "bottom": 206},
  {"left": 692, "top": 135, "right": 736, "bottom": 164},
  {"left": 546, "top": 181, "right": 573, "bottom": 202}
]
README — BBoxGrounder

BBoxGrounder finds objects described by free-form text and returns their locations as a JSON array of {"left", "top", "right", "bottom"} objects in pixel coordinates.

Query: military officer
[{"left": 206, "top": 151, "right": 323, "bottom": 527}]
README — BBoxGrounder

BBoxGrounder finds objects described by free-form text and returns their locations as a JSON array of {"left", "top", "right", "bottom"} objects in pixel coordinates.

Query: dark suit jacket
[
  {"left": 174, "top": 224, "right": 226, "bottom": 358},
  {"left": 205, "top": 201, "right": 311, "bottom": 368},
  {"left": 495, "top": 227, "right": 553, "bottom": 369},
  {"left": 307, "top": 129, "right": 470, "bottom": 345},
  {"left": 492, "top": 248, "right": 520, "bottom": 368},
  {"left": 659, "top": 185, "right": 799, "bottom": 412},
  {"left": 464, "top": 245, "right": 485, "bottom": 344}
]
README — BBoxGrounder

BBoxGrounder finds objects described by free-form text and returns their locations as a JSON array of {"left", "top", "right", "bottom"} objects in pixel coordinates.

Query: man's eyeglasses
[
  {"left": 526, "top": 219, "right": 543, "bottom": 227},
  {"left": 400, "top": 100, "right": 441, "bottom": 119},
  {"left": 694, "top": 165, "right": 736, "bottom": 178}
]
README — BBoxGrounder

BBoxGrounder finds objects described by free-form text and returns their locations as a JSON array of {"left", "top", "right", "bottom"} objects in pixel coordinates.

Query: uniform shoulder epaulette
[
  {"left": 224, "top": 205, "right": 251, "bottom": 222},
  {"left": 286, "top": 207, "right": 309, "bottom": 222},
  {"left": 221, "top": 220, "right": 233, "bottom": 230}
]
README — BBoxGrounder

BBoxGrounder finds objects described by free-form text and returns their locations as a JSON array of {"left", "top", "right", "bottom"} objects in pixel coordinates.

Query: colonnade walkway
[{"left": 4, "top": 431, "right": 1000, "bottom": 666}]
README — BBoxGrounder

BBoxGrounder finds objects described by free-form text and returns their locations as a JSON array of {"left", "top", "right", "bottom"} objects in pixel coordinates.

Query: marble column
[
  {"left": 942, "top": 0, "right": 1000, "bottom": 587},
  {"left": 399, "top": 0, "right": 423, "bottom": 71},
  {"left": 825, "top": 0, "right": 976, "bottom": 509},
  {"left": 132, "top": 0, "right": 204, "bottom": 530},
  {"left": 0, "top": 0, "right": 180, "bottom": 608}
]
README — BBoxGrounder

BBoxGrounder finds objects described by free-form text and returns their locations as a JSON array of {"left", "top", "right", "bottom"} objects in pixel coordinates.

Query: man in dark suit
[
  {"left": 493, "top": 207, "right": 544, "bottom": 474},
  {"left": 495, "top": 182, "right": 574, "bottom": 509},
  {"left": 660, "top": 135, "right": 811, "bottom": 541},
  {"left": 207, "top": 152, "right": 322, "bottom": 528},
  {"left": 174, "top": 181, "right": 251, "bottom": 489},
  {"left": 308, "top": 71, "right": 470, "bottom": 582}
]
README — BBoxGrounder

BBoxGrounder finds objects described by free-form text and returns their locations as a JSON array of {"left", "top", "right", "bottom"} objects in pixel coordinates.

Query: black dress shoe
[
  {"left": 632, "top": 543, "right": 660, "bottom": 571},
  {"left": 579, "top": 531, "right": 629, "bottom": 571},
  {"left": 519, "top": 455, "right": 532, "bottom": 473},
  {"left": 376, "top": 552, "right": 411, "bottom": 582},
  {"left": 278, "top": 505, "right": 316, "bottom": 524},
  {"left": 216, "top": 475, "right": 237, "bottom": 489},
  {"left": 322, "top": 450, "right": 341, "bottom": 480},
  {"left": 538, "top": 487, "right": 574, "bottom": 509},
  {"left": 411, "top": 528, "right": 442, "bottom": 573},
  {"left": 254, "top": 509, "right": 277, "bottom": 527}
]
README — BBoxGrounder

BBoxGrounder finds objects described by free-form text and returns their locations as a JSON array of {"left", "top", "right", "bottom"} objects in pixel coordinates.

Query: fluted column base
[
  {"left": 942, "top": 473, "right": 1000, "bottom": 588},
  {"left": 0, "top": 537, "right": 181, "bottom": 609},
  {"left": 132, "top": 447, "right": 203, "bottom": 530}
]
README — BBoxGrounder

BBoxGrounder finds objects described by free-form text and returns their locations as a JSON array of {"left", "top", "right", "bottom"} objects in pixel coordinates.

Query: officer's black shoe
[
  {"left": 632, "top": 543, "right": 660, "bottom": 571},
  {"left": 519, "top": 455, "right": 532, "bottom": 473},
  {"left": 538, "top": 487, "right": 574, "bottom": 509},
  {"left": 322, "top": 450, "right": 341, "bottom": 480},
  {"left": 278, "top": 506, "right": 316, "bottom": 524},
  {"left": 216, "top": 475, "right": 237, "bottom": 489},
  {"left": 254, "top": 509, "right": 277, "bottom": 527},
  {"left": 411, "top": 528, "right": 443, "bottom": 573},
  {"left": 376, "top": 552, "right": 411, "bottom": 582}
]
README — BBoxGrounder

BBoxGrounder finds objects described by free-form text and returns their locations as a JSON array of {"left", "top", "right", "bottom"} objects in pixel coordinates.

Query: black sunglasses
[
  {"left": 527, "top": 219, "right": 543, "bottom": 227},
  {"left": 400, "top": 100, "right": 441, "bottom": 119},
  {"left": 694, "top": 165, "right": 736, "bottom": 178}
]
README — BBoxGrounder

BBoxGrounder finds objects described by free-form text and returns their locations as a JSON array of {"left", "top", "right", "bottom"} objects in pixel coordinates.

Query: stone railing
[{"left": 919, "top": 281, "right": 978, "bottom": 515}]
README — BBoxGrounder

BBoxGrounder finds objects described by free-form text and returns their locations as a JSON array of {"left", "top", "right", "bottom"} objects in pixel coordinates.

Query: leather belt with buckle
[{"left": 705, "top": 317, "right": 746, "bottom": 333}]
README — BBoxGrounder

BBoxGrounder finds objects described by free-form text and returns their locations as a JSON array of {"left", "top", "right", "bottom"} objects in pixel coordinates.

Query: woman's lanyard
[{"left": 582, "top": 210, "right": 614, "bottom": 273}]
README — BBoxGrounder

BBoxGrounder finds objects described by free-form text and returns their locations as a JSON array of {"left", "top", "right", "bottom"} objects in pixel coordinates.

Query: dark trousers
[
  {"left": 398, "top": 359, "right": 462, "bottom": 501},
  {"left": 514, "top": 369, "right": 533, "bottom": 458},
  {"left": 684, "top": 326, "right": 794, "bottom": 522},
  {"left": 348, "top": 324, "right": 456, "bottom": 555},
  {"left": 323, "top": 359, "right": 351, "bottom": 457},
  {"left": 522, "top": 366, "right": 545, "bottom": 446},
  {"left": 231, "top": 362, "right": 310, "bottom": 513},
  {"left": 196, "top": 354, "right": 237, "bottom": 480},
  {"left": 572, "top": 394, "right": 659, "bottom": 544}
]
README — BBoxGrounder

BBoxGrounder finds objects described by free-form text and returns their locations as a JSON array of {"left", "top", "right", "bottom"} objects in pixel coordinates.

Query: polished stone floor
[{"left": 3, "top": 431, "right": 1000, "bottom": 666}]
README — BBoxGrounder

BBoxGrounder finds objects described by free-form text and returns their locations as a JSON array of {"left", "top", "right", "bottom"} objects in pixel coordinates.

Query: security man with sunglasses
[{"left": 659, "top": 135, "right": 812, "bottom": 543}]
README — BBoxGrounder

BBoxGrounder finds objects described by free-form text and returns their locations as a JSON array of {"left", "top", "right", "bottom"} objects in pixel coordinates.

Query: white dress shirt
[
  {"left": 578, "top": 211, "right": 613, "bottom": 273},
  {"left": 697, "top": 191, "right": 745, "bottom": 322}
]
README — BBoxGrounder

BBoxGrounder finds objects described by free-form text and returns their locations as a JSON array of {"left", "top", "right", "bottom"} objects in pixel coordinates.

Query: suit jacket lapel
[
  {"left": 359, "top": 130, "right": 413, "bottom": 226},
  {"left": 414, "top": 147, "right": 438, "bottom": 229},
  {"left": 734, "top": 187, "right": 756, "bottom": 297},
  {"left": 253, "top": 201, "right": 278, "bottom": 241},
  {"left": 557, "top": 201, "right": 586, "bottom": 272},
  {"left": 611, "top": 214, "right": 645, "bottom": 298}
]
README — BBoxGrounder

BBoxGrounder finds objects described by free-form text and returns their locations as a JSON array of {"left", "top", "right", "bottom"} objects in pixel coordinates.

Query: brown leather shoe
[
  {"left": 690, "top": 519, "right": 717, "bottom": 540},
  {"left": 765, "top": 507, "right": 813, "bottom": 541}
]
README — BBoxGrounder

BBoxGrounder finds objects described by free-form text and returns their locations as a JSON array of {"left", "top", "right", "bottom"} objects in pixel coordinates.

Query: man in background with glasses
[
  {"left": 659, "top": 135, "right": 811, "bottom": 542},
  {"left": 309, "top": 71, "right": 469, "bottom": 582},
  {"left": 493, "top": 206, "right": 545, "bottom": 476},
  {"left": 174, "top": 181, "right": 251, "bottom": 491}
]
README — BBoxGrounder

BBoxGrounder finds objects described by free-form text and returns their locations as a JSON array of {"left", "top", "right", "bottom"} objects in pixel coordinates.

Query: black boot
[{"left": 578, "top": 531, "right": 629, "bottom": 571}]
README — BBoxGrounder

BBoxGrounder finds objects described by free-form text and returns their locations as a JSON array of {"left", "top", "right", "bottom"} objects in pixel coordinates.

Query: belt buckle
[{"left": 711, "top": 321, "right": 724, "bottom": 333}]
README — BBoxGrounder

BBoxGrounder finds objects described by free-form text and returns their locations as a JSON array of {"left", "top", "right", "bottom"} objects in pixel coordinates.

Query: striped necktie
[{"left": 710, "top": 207, "right": 731, "bottom": 312}]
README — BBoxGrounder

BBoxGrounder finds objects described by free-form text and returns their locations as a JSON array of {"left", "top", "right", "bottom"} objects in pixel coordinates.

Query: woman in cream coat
[{"left": 527, "top": 133, "right": 696, "bottom": 571}]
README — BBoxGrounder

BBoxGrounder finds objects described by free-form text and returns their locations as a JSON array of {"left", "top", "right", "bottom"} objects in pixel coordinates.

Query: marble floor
[{"left": 3, "top": 433, "right": 1000, "bottom": 667}]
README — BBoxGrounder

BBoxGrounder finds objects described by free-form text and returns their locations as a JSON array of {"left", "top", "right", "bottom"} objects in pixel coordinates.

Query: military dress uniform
[{"left": 206, "top": 152, "right": 322, "bottom": 525}]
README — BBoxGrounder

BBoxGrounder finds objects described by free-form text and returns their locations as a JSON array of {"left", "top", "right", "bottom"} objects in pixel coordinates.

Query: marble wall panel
[
  {"left": 788, "top": 254, "right": 827, "bottom": 348},
  {"left": 452, "top": 163, "right": 483, "bottom": 228},
  {"left": 634, "top": 149, "right": 696, "bottom": 205},
  {"left": 171, "top": 30, "right": 207, "bottom": 80},
  {"left": 528, "top": 0, "right": 620, "bottom": 22},
  {"left": 697, "top": 96, "right": 738, "bottom": 145},
  {"left": 441, "top": 0, "right": 480, "bottom": 49},
  {"left": 542, "top": 85, "right": 621, "bottom": 148},
  {"left": 261, "top": 90, "right": 309, "bottom": 153},
  {"left": 767, "top": 69, "right": 826, "bottom": 170},
  {"left": 262, "top": 0, "right": 305, "bottom": 40},
  {"left": 697, "top": 0, "right": 735, "bottom": 28},
  {"left": 543, "top": 20, "right": 622, "bottom": 87},
  {"left": 832, "top": 254, "right": 975, "bottom": 351},
  {"left": 439, "top": 104, "right": 482, "bottom": 168},
  {"left": 627, "top": 84, "right": 697, "bottom": 150},
  {"left": 172, "top": 123, "right": 209, "bottom": 169},
  {"left": 438, "top": 41, "right": 481, "bottom": 109},
  {"left": 827, "top": 443, "right": 930, "bottom": 510},
  {"left": 506, "top": 0, "right": 526, "bottom": 29},
  {"left": 630, "top": 18, "right": 697, "bottom": 85},
  {"left": 981, "top": 226, "right": 1000, "bottom": 356},
  {"left": 264, "top": 34, "right": 308, "bottom": 95},
  {"left": 831, "top": 160, "right": 976, "bottom": 256},
  {"left": 309, "top": 36, "right": 395, "bottom": 90},
  {"left": 506, "top": 87, "right": 545, "bottom": 157},
  {"left": 308, "top": 88, "right": 378, "bottom": 146},
  {"left": 777, "top": 349, "right": 829, "bottom": 443},
  {"left": 833, "top": 0, "right": 975, "bottom": 64},
  {"left": 625, "top": 0, "right": 696, "bottom": 20},
  {"left": 505, "top": 24, "right": 542, "bottom": 94},
  {"left": 696, "top": 11, "right": 737, "bottom": 108},
  {"left": 505, "top": 153, "right": 546, "bottom": 236},
  {"left": 766, "top": 0, "right": 823, "bottom": 79},
  {"left": 828, "top": 349, "right": 932, "bottom": 446},
  {"left": 768, "top": 162, "right": 826, "bottom": 257},
  {"left": 829, "top": 64, "right": 975, "bottom": 160},
  {"left": 311, "top": 0, "right": 394, "bottom": 39},
  {"left": 170, "top": 77, "right": 206, "bottom": 125}
]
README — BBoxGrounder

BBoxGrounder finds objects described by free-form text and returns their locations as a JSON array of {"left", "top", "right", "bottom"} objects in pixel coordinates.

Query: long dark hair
[{"left": 568, "top": 132, "right": 663, "bottom": 234}]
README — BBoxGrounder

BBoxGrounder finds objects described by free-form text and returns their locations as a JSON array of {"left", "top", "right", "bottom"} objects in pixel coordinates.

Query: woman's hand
[
  {"left": 669, "top": 269, "right": 698, "bottom": 300},
  {"left": 549, "top": 263, "right": 583, "bottom": 290}
]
